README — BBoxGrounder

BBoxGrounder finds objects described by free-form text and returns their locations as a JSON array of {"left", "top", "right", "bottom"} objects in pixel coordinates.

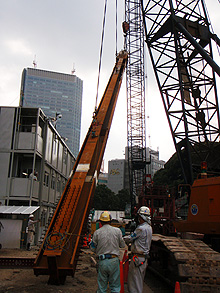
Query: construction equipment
[
  {"left": 33, "top": 50, "right": 128, "bottom": 284},
  {"left": 125, "top": 0, "right": 147, "bottom": 214},
  {"left": 140, "top": 182, "right": 176, "bottom": 235},
  {"left": 138, "top": 0, "right": 220, "bottom": 290},
  {"left": 141, "top": 0, "right": 220, "bottom": 185},
  {"left": 141, "top": 0, "right": 220, "bottom": 240},
  {"left": 174, "top": 168, "right": 220, "bottom": 242}
]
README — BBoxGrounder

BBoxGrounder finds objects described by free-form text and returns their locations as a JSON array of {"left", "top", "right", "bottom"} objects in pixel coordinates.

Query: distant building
[
  {"left": 107, "top": 147, "right": 165, "bottom": 194},
  {"left": 20, "top": 67, "right": 83, "bottom": 157},
  {"left": 0, "top": 106, "right": 75, "bottom": 247},
  {"left": 146, "top": 147, "right": 165, "bottom": 177},
  {"left": 98, "top": 172, "right": 108, "bottom": 185},
  {"left": 107, "top": 159, "right": 129, "bottom": 194}
]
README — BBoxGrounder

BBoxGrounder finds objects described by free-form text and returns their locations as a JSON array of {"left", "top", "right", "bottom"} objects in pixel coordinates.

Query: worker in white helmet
[
  {"left": 90, "top": 211, "right": 125, "bottom": 293},
  {"left": 26, "top": 214, "right": 40, "bottom": 251},
  {"left": 124, "top": 206, "right": 152, "bottom": 293}
]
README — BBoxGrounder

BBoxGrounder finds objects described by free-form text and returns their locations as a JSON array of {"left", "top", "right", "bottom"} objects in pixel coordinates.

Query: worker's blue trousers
[{"left": 97, "top": 257, "right": 120, "bottom": 293}]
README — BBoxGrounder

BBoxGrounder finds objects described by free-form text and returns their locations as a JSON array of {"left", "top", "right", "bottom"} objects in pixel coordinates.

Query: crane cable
[
  {"left": 203, "top": 0, "right": 220, "bottom": 57},
  {"left": 95, "top": 0, "right": 118, "bottom": 110},
  {"left": 95, "top": 0, "right": 108, "bottom": 110},
  {"left": 116, "top": 0, "right": 118, "bottom": 56}
]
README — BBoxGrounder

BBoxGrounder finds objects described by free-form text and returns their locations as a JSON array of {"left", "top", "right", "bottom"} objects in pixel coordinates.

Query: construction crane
[
  {"left": 138, "top": 0, "right": 220, "bottom": 290},
  {"left": 32, "top": 0, "right": 220, "bottom": 288},
  {"left": 140, "top": 0, "right": 220, "bottom": 233},
  {"left": 33, "top": 51, "right": 128, "bottom": 284},
  {"left": 141, "top": 0, "right": 220, "bottom": 185},
  {"left": 125, "top": 0, "right": 147, "bottom": 214}
]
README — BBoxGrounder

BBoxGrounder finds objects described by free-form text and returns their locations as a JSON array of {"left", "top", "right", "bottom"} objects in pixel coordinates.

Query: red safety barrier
[
  {"left": 120, "top": 261, "right": 124, "bottom": 293},
  {"left": 122, "top": 250, "right": 129, "bottom": 283},
  {"left": 122, "top": 250, "right": 127, "bottom": 263},
  {"left": 82, "top": 234, "right": 88, "bottom": 248}
]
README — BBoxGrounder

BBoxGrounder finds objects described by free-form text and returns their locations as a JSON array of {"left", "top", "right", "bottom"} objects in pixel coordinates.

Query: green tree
[
  {"left": 117, "top": 189, "right": 130, "bottom": 211},
  {"left": 92, "top": 186, "right": 131, "bottom": 211},
  {"left": 153, "top": 142, "right": 220, "bottom": 191},
  {"left": 92, "top": 184, "right": 120, "bottom": 210},
  {"left": 153, "top": 152, "right": 184, "bottom": 192},
  {"left": 154, "top": 154, "right": 183, "bottom": 186}
]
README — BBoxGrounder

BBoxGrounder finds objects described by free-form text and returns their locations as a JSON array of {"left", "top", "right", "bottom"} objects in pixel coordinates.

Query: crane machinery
[
  {"left": 32, "top": 0, "right": 220, "bottom": 289},
  {"left": 124, "top": 0, "right": 176, "bottom": 233},
  {"left": 125, "top": 0, "right": 147, "bottom": 214},
  {"left": 137, "top": 0, "right": 220, "bottom": 291},
  {"left": 33, "top": 50, "right": 128, "bottom": 284}
]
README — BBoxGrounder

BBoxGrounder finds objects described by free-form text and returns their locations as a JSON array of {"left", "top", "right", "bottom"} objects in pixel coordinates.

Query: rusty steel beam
[
  {"left": 0, "top": 257, "right": 35, "bottom": 269},
  {"left": 33, "top": 51, "right": 128, "bottom": 284}
]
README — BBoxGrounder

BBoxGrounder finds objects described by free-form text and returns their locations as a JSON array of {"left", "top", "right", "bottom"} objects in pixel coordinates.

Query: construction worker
[
  {"left": 90, "top": 211, "right": 125, "bottom": 293},
  {"left": 124, "top": 206, "right": 152, "bottom": 293},
  {"left": 29, "top": 170, "right": 38, "bottom": 181},
  {"left": 26, "top": 214, "right": 40, "bottom": 251}
]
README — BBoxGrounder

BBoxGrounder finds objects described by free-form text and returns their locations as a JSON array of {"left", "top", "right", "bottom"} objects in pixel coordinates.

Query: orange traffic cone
[
  {"left": 174, "top": 281, "right": 181, "bottom": 293},
  {"left": 88, "top": 234, "right": 92, "bottom": 244},
  {"left": 120, "top": 261, "right": 124, "bottom": 293}
]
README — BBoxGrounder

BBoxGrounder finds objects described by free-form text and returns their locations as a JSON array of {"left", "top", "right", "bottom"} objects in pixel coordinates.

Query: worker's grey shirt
[
  {"left": 28, "top": 219, "right": 38, "bottom": 232},
  {"left": 91, "top": 224, "right": 125, "bottom": 257},
  {"left": 124, "top": 222, "right": 152, "bottom": 256}
]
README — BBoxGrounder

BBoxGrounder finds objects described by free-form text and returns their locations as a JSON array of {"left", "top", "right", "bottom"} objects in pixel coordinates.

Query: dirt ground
[
  {"left": 0, "top": 248, "right": 153, "bottom": 293},
  {"left": 0, "top": 247, "right": 98, "bottom": 293}
]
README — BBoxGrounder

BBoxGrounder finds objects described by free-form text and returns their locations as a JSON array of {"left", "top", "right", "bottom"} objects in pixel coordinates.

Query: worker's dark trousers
[{"left": 27, "top": 243, "right": 31, "bottom": 250}]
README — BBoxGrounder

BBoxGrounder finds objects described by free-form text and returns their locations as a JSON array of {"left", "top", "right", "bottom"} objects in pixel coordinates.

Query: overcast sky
[{"left": 0, "top": 1, "right": 219, "bottom": 171}]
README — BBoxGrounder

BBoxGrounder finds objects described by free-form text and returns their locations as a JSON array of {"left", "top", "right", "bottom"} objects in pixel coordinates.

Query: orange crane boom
[{"left": 33, "top": 50, "right": 128, "bottom": 284}]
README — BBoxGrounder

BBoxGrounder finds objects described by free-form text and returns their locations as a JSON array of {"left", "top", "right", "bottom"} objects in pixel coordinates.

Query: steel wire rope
[
  {"left": 44, "top": 231, "right": 69, "bottom": 250},
  {"left": 43, "top": 2, "right": 121, "bottom": 249},
  {"left": 95, "top": 0, "right": 108, "bottom": 110},
  {"left": 43, "top": 206, "right": 95, "bottom": 255},
  {"left": 116, "top": 0, "right": 118, "bottom": 56},
  {"left": 203, "top": 0, "right": 220, "bottom": 57},
  {"left": 43, "top": 185, "right": 84, "bottom": 250},
  {"left": 43, "top": 231, "right": 85, "bottom": 251},
  {"left": 44, "top": 206, "right": 91, "bottom": 251}
]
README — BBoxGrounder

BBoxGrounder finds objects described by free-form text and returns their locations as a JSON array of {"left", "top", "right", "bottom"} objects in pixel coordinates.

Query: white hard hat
[
  {"left": 137, "top": 206, "right": 151, "bottom": 224},
  {"left": 138, "top": 206, "right": 150, "bottom": 216},
  {"left": 29, "top": 214, "right": 34, "bottom": 218}
]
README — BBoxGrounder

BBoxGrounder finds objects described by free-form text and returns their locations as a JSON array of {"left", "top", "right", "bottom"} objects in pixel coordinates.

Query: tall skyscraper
[{"left": 20, "top": 68, "right": 83, "bottom": 157}]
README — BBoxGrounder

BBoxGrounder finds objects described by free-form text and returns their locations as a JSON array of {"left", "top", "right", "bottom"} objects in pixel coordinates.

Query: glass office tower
[{"left": 20, "top": 68, "right": 83, "bottom": 157}]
